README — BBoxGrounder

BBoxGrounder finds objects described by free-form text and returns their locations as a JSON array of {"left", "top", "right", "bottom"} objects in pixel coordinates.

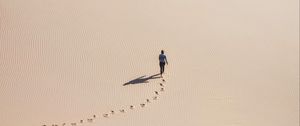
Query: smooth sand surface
[{"left": 0, "top": 0, "right": 299, "bottom": 126}]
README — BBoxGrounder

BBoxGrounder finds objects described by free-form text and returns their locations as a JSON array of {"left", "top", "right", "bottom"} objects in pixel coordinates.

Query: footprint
[
  {"left": 80, "top": 120, "right": 83, "bottom": 123},
  {"left": 70, "top": 123, "right": 77, "bottom": 126},
  {"left": 159, "top": 83, "right": 164, "bottom": 87},
  {"left": 111, "top": 110, "right": 115, "bottom": 114},
  {"left": 162, "top": 79, "right": 166, "bottom": 82},
  {"left": 160, "top": 88, "right": 164, "bottom": 92},
  {"left": 140, "top": 104, "right": 146, "bottom": 107},
  {"left": 62, "top": 123, "right": 66, "bottom": 126},
  {"left": 120, "top": 109, "right": 125, "bottom": 113},
  {"left": 93, "top": 115, "right": 97, "bottom": 118},
  {"left": 153, "top": 96, "right": 158, "bottom": 100},
  {"left": 87, "top": 118, "right": 93, "bottom": 123},
  {"left": 146, "top": 99, "right": 150, "bottom": 103},
  {"left": 155, "top": 91, "right": 159, "bottom": 95},
  {"left": 130, "top": 105, "right": 134, "bottom": 109},
  {"left": 103, "top": 114, "right": 109, "bottom": 118}
]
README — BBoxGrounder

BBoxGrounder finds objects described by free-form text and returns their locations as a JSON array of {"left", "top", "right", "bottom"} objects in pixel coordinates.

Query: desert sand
[{"left": 0, "top": 0, "right": 299, "bottom": 126}]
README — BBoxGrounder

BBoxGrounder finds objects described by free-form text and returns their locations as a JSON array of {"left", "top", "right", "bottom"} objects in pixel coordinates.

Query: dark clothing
[
  {"left": 160, "top": 62, "right": 166, "bottom": 75},
  {"left": 159, "top": 53, "right": 167, "bottom": 75},
  {"left": 159, "top": 54, "right": 167, "bottom": 63}
]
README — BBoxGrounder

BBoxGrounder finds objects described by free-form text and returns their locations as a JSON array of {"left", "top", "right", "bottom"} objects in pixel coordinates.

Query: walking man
[{"left": 159, "top": 50, "right": 168, "bottom": 77}]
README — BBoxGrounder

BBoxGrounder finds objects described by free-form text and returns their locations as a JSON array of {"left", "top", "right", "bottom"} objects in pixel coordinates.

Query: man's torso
[{"left": 159, "top": 54, "right": 166, "bottom": 63}]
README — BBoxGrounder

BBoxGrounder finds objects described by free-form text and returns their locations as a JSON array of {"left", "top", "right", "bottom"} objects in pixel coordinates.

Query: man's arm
[{"left": 165, "top": 56, "right": 168, "bottom": 65}]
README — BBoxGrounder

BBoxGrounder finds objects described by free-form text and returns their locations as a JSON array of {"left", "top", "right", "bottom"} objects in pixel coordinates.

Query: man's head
[{"left": 161, "top": 50, "right": 164, "bottom": 54}]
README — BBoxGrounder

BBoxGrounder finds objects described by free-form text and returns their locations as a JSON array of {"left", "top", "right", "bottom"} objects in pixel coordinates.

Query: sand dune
[{"left": 0, "top": 0, "right": 299, "bottom": 126}]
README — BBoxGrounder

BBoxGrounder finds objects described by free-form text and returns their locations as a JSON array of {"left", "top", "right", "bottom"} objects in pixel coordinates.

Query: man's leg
[
  {"left": 160, "top": 62, "right": 163, "bottom": 75},
  {"left": 162, "top": 62, "right": 165, "bottom": 74}
]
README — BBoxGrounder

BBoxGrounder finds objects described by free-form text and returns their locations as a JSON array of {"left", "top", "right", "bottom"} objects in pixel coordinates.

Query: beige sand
[{"left": 0, "top": 0, "right": 299, "bottom": 126}]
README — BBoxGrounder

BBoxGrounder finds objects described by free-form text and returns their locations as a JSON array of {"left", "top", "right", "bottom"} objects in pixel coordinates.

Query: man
[{"left": 159, "top": 50, "right": 168, "bottom": 77}]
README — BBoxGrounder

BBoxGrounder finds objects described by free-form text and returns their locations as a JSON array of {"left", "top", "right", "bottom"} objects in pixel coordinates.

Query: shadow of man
[{"left": 123, "top": 74, "right": 161, "bottom": 86}]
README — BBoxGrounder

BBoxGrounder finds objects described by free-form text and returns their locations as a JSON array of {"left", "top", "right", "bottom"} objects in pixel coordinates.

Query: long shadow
[{"left": 123, "top": 73, "right": 161, "bottom": 86}]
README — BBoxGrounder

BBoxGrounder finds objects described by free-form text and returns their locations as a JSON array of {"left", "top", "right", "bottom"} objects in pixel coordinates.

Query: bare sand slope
[{"left": 0, "top": 0, "right": 299, "bottom": 126}]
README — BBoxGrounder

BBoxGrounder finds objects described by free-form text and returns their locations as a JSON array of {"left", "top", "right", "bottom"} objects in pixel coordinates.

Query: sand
[{"left": 0, "top": 0, "right": 299, "bottom": 126}]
